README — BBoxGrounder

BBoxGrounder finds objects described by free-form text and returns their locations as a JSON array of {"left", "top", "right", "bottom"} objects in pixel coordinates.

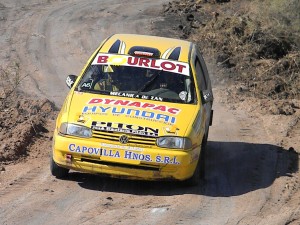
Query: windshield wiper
[{"left": 134, "top": 70, "right": 163, "bottom": 97}]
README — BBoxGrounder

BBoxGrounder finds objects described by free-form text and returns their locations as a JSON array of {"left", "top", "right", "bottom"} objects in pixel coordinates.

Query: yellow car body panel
[{"left": 52, "top": 34, "right": 213, "bottom": 181}]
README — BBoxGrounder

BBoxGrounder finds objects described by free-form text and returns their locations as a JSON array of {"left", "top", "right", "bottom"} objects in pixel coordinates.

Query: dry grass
[
  {"left": 250, "top": 0, "right": 300, "bottom": 46},
  {"left": 186, "top": 0, "right": 300, "bottom": 100},
  {"left": 0, "top": 62, "right": 28, "bottom": 105},
  {"left": 0, "top": 63, "right": 19, "bottom": 100}
]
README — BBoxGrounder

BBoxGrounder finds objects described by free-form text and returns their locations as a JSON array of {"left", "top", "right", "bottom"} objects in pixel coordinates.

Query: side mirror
[
  {"left": 66, "top": 75, "right": 78, "bottom": 89},
  {"left": 201, "top": 90, "right": 213, "bottom": 104}
]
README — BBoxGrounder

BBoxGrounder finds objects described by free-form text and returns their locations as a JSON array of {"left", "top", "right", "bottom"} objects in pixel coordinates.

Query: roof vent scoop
[
  {"left": 162, "top": 47, "right": 181, "bottom": 60},
  {"left": 128, "top": 46, "right": 161, "bottom": 58},
  {"left": 168, "top": 47, "right": 181, "bottom": 60},
  {"left": 108, "top": 40, "right": 121, "bottom": 53},
  {"left": 108, "top": 39, "right": 126, "bottom": 54}
]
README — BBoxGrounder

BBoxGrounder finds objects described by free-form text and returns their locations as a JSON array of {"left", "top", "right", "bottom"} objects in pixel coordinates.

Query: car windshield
[{"left": 76, "top": 58, "right": 196, "bottom": 104}]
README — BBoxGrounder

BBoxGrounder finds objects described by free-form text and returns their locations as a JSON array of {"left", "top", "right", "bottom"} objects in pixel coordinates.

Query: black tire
[
  {"left": 50, "top": 156, "right": 69, "bottom": 178},
  {"left": 185, "top": 139, "right": 207, "bottom": 186}
]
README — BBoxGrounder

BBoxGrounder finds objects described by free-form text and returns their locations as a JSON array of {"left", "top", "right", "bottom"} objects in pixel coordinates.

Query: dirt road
[{"left": 0, "top": 1, "right": 299, "bottom": 225}]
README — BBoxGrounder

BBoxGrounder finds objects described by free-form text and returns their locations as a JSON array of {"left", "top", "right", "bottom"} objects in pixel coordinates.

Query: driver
[
  {"left": 162, "top": 73, "right": 184, "bottom": 94},
  {"left": 93, "top": 65, "right": 119, "bottom": 91}
]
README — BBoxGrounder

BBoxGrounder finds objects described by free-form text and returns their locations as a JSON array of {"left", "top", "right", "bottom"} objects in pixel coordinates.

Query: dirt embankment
[
  {"left": 0, "top": 95, "right": 56, "bottom": 163},
  {"left": 0, "top": 63, "right": 57, "bottom": 165}
]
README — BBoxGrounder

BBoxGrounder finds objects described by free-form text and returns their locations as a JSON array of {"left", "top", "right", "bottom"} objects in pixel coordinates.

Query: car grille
[{"left": 92, "top": 130, "right": 156, "bottom": 146}]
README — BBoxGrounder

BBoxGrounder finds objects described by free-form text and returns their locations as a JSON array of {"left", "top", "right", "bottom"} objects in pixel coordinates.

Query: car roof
[{"left": 99, "top": 34, "right": 192, "bottom": 63}]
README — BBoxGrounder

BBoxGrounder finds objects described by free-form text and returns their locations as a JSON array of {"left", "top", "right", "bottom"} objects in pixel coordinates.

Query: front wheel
[{"left": 50, "top": 157, "right": 69, "bottom": 178}]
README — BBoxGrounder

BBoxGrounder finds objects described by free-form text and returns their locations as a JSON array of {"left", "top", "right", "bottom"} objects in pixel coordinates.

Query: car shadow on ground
[{"left": 66, "top": 141, "right": 298, "bottom": 197}]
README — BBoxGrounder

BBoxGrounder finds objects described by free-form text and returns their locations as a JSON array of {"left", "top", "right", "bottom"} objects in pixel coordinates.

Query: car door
[{"left": 194, "top": 49, "right": 213, "bottom": 137}]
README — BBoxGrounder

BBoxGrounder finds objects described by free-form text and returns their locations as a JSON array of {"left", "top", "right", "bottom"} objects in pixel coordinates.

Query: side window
[
  {"left": 195, "top": 57, "right": 207, "bottom": 91},
  {"left": 198, "top": 53, "right": 211, "bottom": 88}
]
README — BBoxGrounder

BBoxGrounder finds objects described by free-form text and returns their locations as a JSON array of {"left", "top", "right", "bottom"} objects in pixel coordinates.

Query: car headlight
[
  {"left": 59, "top": 123, "right": 92, "bottom": 138},
  {"left": 156, "top": 136, "right": 192, "bottom": 149}
]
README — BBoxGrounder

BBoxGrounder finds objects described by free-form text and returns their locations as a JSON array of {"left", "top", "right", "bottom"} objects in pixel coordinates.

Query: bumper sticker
[{"left": 68, "top": 144, "right": 180, "bottom": 165}]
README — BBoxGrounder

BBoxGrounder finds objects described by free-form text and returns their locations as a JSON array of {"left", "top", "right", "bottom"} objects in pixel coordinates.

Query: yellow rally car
[{"left": 51, "top": 34, "right": 213, "bottom": 185}]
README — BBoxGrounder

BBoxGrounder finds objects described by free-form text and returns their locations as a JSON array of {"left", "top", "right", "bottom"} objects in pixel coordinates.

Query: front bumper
[{"left": 52, "top": 132, "right": 201, "bottom": 181}]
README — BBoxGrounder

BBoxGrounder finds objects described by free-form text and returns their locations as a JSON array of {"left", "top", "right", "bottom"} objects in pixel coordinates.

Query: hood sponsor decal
[
  {"left": 87, "top": 98, "right": 180, "bottom": 115},
  {"left": 82, "top": 106, "right": 176, "bottom": 125},
  {"left": 81, "top": 98, "right": 181, "bottom": 125},
  {"left": 92, "top": 121, "right": 159, "bottom": 137}
]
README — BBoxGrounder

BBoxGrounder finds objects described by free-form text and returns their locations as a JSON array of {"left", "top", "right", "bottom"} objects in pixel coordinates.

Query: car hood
[{"left": 67, "top": 92, "right": 199, "bottom": 137}]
